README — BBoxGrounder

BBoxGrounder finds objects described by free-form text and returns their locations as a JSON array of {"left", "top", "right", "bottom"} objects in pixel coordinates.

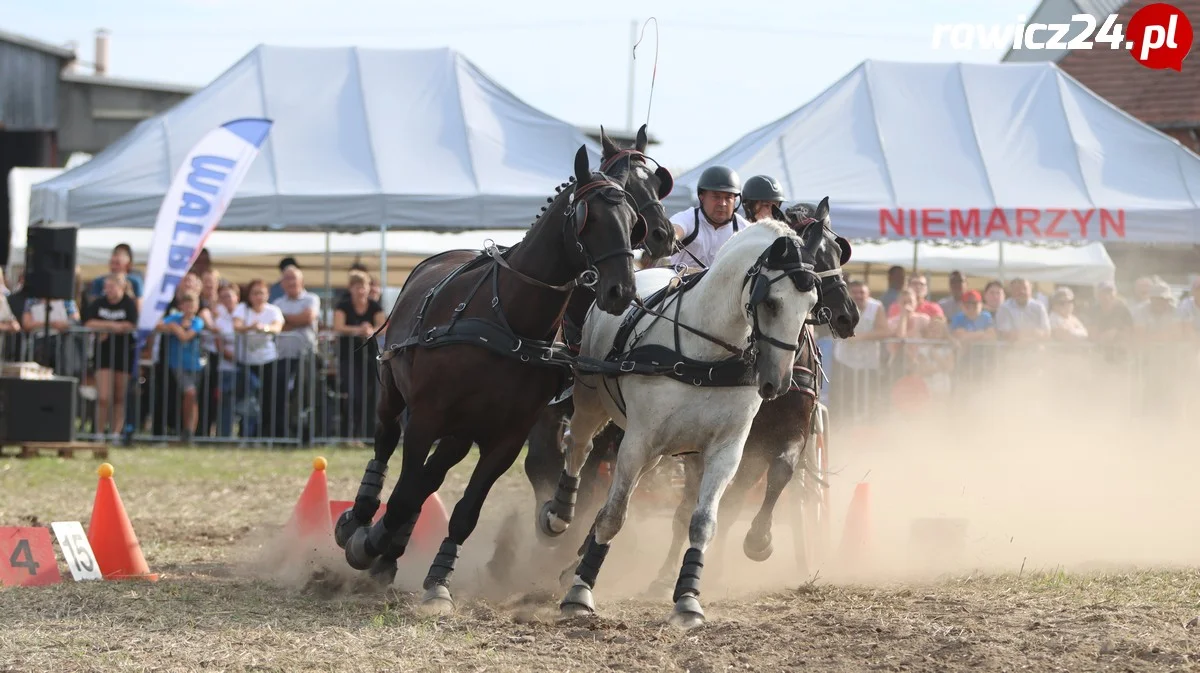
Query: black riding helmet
[
  {"left": 695, "top": 165, "right": 741, "bottom": 225},
  {"left": 742, "top": 174, "right": 786, "bottom": 221}
]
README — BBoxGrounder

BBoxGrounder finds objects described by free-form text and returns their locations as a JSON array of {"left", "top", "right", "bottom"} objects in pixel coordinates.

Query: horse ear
[
  {"left": 767, "top": 236, "right": 799, "bottom": 266},
  {"left": 815, "top": 196, "right": 830, "bottom": 222},
  {"left": 574, "top": 145, "right": 591, "bottom": 186},
  {"left": 636, "top": 124, "right": 649, "bottom": 153},
  {"left": 599, "top": 126, "right": 620, "bottom": 159}
]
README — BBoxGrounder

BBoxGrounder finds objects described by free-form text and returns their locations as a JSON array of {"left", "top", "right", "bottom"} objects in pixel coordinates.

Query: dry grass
[{"left": 2, "top": 448, "right": 1200, "bottom": 672}]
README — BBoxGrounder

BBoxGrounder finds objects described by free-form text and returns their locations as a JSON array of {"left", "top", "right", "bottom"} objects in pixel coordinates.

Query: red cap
[{"left": 962, "top": 290, "right": 982, "bottom": 302}]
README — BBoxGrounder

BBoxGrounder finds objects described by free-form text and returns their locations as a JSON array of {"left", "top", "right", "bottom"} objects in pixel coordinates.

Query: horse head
[
  {"left": 784, "top": 197, "right": 860, "bottom": 339},
  {"left": 598, "top": 124, "right": 675, "bottom": 262},
  {"left": 569, "top": 145, "right": 640, "bottom": 315},
  {"left": 734, "top": 221, "right": 821, "bottom": 401}
]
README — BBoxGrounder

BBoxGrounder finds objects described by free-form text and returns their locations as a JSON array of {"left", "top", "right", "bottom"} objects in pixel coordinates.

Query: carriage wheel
[{"left": 790, "top": 403, "right": 832, "bottom": 578}]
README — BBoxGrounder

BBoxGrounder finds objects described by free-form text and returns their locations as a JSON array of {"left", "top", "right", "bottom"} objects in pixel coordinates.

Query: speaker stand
[{"left": 36, "top": 297, "right": 53, "bottom": 370}]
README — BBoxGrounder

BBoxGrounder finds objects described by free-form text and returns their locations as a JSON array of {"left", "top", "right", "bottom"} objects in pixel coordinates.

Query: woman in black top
[
  {"left": 82, "top": 273, "right": 139, "bottom": 437},
  {"left": 332, "top": 270, "right": 385, "bottom": 440}
]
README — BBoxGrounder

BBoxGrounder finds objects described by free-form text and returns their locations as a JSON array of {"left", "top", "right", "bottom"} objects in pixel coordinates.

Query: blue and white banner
[{"left": 137, "top": 118, "right": 273, "bottom": 345}]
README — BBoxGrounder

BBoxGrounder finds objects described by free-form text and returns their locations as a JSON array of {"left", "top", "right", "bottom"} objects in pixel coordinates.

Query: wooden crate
[{"left": 0, "top": 442, "right": 109, "bottom": 459}]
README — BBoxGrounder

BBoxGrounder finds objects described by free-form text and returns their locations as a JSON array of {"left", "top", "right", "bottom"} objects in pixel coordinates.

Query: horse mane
[{"left": 696, "top": 218, "right": 806, "bottom": 324}]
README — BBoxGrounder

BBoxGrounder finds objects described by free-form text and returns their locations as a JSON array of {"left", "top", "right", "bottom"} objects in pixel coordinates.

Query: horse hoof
[
  {"left": 559, "top": 584, "right": 596, "bottom": 618},
  {"left": 743, "top": 533, "right": 774, "bottom": 563},
  {"left": 368, "top": 557, "right": 398, "bottom": 586},
  {"left": 420, "top": 584, "right": 455, "bottom": 615},
  {"left": 537, "top": 501, "right": 567, "bottom": 539},
  {"left": 334, "top": 509, "right": 364, "bottom": 549},
  {"left": 345, "top": 527, "right": 375, "bottom": 571},
  {"left": 669, "top": 595, "right": 705, "bottom": 630}
]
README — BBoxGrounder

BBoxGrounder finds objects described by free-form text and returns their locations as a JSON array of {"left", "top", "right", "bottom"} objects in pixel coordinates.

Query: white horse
[{"left": 542, "top": 218, "right": 821, "bottom": 629}]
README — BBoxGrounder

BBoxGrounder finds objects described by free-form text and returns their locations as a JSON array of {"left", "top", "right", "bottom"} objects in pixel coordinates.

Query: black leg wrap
[
  {"left": 673, "top": 548, "right": 704, "bottom": 603},
  {"left": 549, "top": 471, "right": 580, "bottom": 524},
  {"left": 422, "top": 537, "right": 461, "bottom": 590},
  {"left": 352, "top": 460, "right": 389, "bottom": 521},
  {"left": 575, "top": 533, "right": 611, "bottom": 589},
  {"left": 367, "top": 512, "right": 418, "bottom": 558}
]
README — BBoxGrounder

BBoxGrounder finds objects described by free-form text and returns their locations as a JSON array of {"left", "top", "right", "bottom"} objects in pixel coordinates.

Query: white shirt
[
  {"left": 996, "top": 298, "right": 1050, "bottom": 335},
  {"left": 232, "top": 302, "right": 284, "bottom": 366},
  {"left": 667, "top": 206, "right": 752, "bottom": 269},
  {"left": 212, "top": 304, "right": 239, "bottom": 372}
]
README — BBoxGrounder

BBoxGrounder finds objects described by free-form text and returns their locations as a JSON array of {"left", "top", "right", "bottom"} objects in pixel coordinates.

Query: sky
[{"left": 2, "top": 0, "right": 1037, "bottom": 171}]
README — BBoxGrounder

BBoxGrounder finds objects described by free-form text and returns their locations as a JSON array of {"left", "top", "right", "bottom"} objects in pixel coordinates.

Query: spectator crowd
[
  {"left": 0, "top": 244, "right": 389, "bottom": 446},
  {"left": 829, "top": 266, "right": 1200, "bottom": 421}
]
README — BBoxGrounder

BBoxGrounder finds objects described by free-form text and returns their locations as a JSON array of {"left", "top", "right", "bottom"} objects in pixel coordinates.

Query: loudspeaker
[
  {"left": 24, "top": 224, "right": 78, "bottom": 300},
  {"left": 0, "top": 376, "right": 78, "bottom": 443}
]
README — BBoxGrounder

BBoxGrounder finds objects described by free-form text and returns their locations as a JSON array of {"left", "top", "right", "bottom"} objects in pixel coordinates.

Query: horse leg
[
  {"left": 419, "top": 432, "right": 526, "bottom": 613},
  {"left": 336, "top": 367, "right": 404, "bottom": 550},
  {"left": 363, "top": 434, "right": 474, "bottom": 585},
  {"left": 559, "top": 427, "right": 654, "bottom": 618},
  {"left": 707, "top": 448, "right": 770, "bottom": 582},
  {"left": 540, "top": 381, "right": 609, "bottom": 538},
  {"left": 668, "top": 431, "right": 750, "bottom": 630},
  {"left": 647, "top": 453, "right": 702, "bottom": 596},
  {"left": 743, "top": 440, "right": 802, "bottom": 564}
]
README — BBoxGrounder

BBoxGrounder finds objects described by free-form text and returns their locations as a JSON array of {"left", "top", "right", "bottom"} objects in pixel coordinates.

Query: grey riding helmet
[
  {"left": 696, "top": 165, "right": 741, "bottom": 196},
  {"left": 742, "top": 174, "right": 785, "bottom": 203}
]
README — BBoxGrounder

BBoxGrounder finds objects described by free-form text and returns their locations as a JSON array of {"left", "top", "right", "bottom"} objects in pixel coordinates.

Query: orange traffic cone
[
  {"left": 285, "top": 457, "right": 332, "bottom": 544},
  {"left": 837, "top": 482, "right": 872, "bottom": 572},
  {"left": 87, "top": 463, "right": 158, "bottom": 581}
]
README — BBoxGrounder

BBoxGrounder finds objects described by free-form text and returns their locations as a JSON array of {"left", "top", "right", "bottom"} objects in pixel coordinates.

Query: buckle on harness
[
  {"left": 620, "top": 361, "right": 635, "bottom": 373},
  {"left": 578, "top": 269, "right": 598, "bottom": 288},
  {"left": 511, "top": 338, "right": 523, "bottom": 352},
  {"left": 455, "top": 302, "right": 467, "bottom": 313},
  {"left": 672, "top": 362, "right": 684, "bottom": 376},
  {"left": 424, "top": 328, "right": 436, "bottom": 342},
  {"left": 541, "top": 349, "right": 553, "bottom": 361}
]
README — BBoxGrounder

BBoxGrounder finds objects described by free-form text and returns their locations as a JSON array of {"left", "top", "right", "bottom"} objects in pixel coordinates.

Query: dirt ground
[{"left": 2, "top": 363, "right": 1200, "bottom": 672}]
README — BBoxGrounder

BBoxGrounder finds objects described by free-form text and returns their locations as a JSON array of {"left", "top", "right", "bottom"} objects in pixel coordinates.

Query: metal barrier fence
[
  {"left": 1, "top": 325, "right": 1197, "bottom": 446},
  {"left": 0, "top": 327, "right": 383, "bottom": 447}
]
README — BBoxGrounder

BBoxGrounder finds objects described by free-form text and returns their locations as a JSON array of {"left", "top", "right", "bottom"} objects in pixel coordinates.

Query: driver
[
  {"left": 665, "top": 165, "right": 752, "bottom": 270},
  {"left": 741, "top": 174, "right": 787, "bottom": 223}
]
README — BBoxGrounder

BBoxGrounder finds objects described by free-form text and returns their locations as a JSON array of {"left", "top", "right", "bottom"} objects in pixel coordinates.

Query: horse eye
[{"left": 763, "top": 298, "right": 781, "bottom": 316}]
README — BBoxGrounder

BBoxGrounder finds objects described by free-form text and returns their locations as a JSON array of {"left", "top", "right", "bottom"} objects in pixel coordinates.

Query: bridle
[
  {"left": 598, "top": 148, "right": 674, "bottom": 251},
  {"left": 742, "top": 239, "right": 819, "bottom": 354},
  {"left": 789, "top": 214, "right": 850, "bottom": 328},
  {"left": 486, "top": 171, "right": 640, "bottom": 294}
]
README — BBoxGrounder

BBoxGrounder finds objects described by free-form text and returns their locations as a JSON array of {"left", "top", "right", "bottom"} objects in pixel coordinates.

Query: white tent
[
  {"left": 667, "top": 60, "right": 1200, "bottom": 244},
  {"left": 29, "top": 45, "right": 604, "bottom": 232}
]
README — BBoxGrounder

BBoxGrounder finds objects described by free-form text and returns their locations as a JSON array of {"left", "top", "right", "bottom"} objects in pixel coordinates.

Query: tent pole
[
  {"left": 911, "top": 241, "right": 918, "bottom": 274},
  {"left": 324, "top": 231, "right": 332, "bottom": 320},
  {"left": 380, "top": 222, "right": 388, "bottom": 298},
  {"left": 998, "top": 241, "right": 1006, "bottom": 283}
]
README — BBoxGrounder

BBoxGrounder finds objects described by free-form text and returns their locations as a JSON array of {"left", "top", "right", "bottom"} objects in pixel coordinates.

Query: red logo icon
[{"left": 1126, "top": 3, "right": 1194, "bottom": 70}]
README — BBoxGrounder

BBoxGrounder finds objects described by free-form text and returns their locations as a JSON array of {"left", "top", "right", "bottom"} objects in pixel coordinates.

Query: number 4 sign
[
  {"left": 50, "top": 522, "right": 103, "bottom": 582},
  {"left": 0, "top": 527, "right": 62, "bottom": 587}
]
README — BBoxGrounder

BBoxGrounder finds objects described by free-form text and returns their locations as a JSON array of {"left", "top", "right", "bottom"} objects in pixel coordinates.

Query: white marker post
[{"left": 50, "top": 521, "right": 103, "bottom": 581}]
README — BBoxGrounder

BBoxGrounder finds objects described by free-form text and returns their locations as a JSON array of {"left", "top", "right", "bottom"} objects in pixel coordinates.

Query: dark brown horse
[
  {"left": 334, "top": 133, "right": 674, "bottom": 613},
  {"left": 492, "top": 199, "right": 858, "bottom": 590}
]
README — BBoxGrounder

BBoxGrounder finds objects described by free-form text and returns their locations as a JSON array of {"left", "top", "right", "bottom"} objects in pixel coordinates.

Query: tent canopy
[
  {"left": 667, "top": 60, "right": 1200, "bottom": 244},
  {"left": 30, "top": 45, "right": 604, "bottom": 232}
]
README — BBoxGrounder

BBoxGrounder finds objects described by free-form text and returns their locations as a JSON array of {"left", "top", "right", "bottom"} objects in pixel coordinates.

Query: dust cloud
[{"left": 251, "top": 345, "right": 1200, "bottom": 606}]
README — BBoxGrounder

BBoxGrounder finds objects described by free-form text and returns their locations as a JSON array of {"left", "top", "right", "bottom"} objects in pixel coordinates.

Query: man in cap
[{"left": 666, "top": 165, "right": 752, "bottom": 270}]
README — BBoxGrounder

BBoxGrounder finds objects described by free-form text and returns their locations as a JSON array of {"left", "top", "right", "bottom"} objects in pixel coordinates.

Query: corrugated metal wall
[{"left": 0, "top": 41, "right": 61, "bottom": 130}]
